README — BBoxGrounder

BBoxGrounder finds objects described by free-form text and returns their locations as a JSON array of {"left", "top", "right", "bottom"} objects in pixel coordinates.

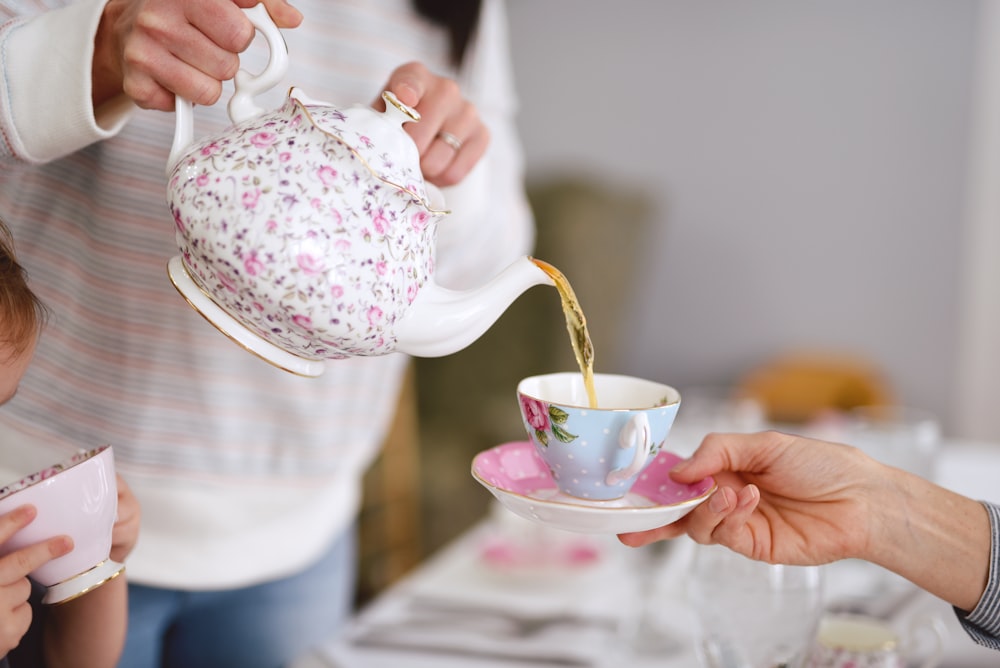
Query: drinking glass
[
  {"left": 687, "top": 544, "right": 825, "bottom": 668},
  {"left": 845, "top": 405, "right": 941, "bottom": 480},
  {"left": 624, "top": 540, "right": 684, "bottom": 657}
]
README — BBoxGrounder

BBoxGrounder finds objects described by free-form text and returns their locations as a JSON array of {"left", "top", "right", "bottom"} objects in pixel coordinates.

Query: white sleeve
[
  {"left": 0, "top": 0, "right": 133, "bottom": 165},
  {"left": 431, "top": 0, "right": 536, "bottom": 289}
]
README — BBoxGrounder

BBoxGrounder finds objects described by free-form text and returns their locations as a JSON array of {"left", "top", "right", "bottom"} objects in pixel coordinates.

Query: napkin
[
  {"left": 346, "top": 597, "right": 618, "bottom": 666},
  {"left": 343, "top": 524, "right": 632, "bottom": 666}
]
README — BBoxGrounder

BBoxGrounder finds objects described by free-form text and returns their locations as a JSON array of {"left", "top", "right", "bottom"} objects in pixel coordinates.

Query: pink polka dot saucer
[{"left": 471, "top": 441, "right": 716, "bottom": 534}]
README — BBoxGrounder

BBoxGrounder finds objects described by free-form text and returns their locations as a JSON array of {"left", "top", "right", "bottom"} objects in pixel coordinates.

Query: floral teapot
[{"left": 165, "top": 5, "right": 553, "bottom": 377}]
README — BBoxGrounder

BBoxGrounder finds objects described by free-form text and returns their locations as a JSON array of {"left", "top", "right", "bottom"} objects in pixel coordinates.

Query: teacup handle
[
  {"left": 606, "top": 413, "right": 651, "bottom": 486},
  {"left": 166, "top": 3, "right": 289, "bottom": 174}
]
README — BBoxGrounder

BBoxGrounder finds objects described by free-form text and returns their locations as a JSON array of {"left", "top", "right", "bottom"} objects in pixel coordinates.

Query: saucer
[{"left": 472, "top": 441, "right": 716, "bottom": 534}]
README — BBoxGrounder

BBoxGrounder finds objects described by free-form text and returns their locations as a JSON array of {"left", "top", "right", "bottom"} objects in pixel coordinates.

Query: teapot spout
[{"left": 394, "top": 256, "right": 555, "bottom": 357}]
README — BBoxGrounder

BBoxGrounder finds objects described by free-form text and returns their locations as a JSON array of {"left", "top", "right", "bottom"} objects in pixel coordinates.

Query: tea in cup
[
  {"left": 0, "top": 445, "right": 123, "bottom": 604},
  {"left": 808, "top": 613, "right": 945, "bottom": 668},
  {"left": 517, "top": 372, "right": 680, "bottom": 500}
]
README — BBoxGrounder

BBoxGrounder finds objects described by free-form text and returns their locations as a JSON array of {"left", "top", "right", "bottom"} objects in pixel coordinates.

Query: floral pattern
[
  {"left": 167, "top": 91, "right": 445, "bottom": 360},
  {"left": 519, "top": 396, "right": 578, "bottom": 447},
  {"left": 0, "top": 446, "right": 106, "bottom": 501}
]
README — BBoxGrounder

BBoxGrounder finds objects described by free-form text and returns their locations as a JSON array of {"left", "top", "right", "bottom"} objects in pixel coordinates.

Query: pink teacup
[{"left": 0, "top": 445, "right": 122, "bottom": 604}]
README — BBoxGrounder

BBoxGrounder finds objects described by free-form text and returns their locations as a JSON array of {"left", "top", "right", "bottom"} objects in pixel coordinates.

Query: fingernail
[
  {"left": 59, "top": 536, "right": 73, "bottom": 554},
  {"left": 738, "top": 484, "right": 759, "bottom": 508},
  {"left": 670, "top": 458, "right": 691, "bottom": 473},
  {"left": 708, "top": 489, "right": 730, "bottom": 514}
]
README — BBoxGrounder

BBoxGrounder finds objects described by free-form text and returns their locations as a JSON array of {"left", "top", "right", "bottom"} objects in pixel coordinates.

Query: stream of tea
[{"left": 531, "top": 258, "right": 598, "bottom": 408}]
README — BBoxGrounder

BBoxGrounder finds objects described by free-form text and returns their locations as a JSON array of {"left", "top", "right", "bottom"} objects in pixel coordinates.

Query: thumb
[
  {"left": 380, "top": 62, "right": 429, "bottom": 110},
  {"left": 242, "top": 0, "right": 303, "bottom": 29}
]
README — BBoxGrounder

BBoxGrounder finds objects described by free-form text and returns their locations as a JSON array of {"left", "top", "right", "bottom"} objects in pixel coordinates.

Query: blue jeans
[{"left": 118, "top": 527, "right": 356, "bottom": 668}]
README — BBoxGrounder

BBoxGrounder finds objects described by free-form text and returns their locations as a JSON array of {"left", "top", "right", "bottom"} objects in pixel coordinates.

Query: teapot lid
[{"left": 291, "top": 89, "right": 445, "bottom": 212}]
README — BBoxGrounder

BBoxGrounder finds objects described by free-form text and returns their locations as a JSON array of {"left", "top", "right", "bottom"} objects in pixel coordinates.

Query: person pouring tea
[
  {"left": 619, "top": 430, "right": 1000, "bottom": 650},
  {"left": 0, "top": 219, "right": 142, "bottom": 668},
  {"left": 0, "top": 0, "right": 534, "bottom": 665}
]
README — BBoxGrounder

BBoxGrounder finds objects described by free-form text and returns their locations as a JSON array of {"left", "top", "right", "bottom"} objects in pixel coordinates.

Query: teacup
[
  {"left": 517, "top": 372, "right": 681, "bottom": 500},
  {"left": 808, "top": 613, "right": 945, "bottom": 668},
  {"left": 0, "top": 445, "right": 123, "bottom": 604}
]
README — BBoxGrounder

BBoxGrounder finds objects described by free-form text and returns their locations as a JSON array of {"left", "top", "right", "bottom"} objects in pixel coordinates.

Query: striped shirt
[
  {"left": 0, "top": 0, "right": 533, "bottom": 588},
  {"left": 957, "top": 501, "right": 1000, "bottom": 648}
]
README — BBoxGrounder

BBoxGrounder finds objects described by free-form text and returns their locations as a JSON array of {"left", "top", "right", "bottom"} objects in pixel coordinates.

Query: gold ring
[{"left": 437, "top": 131, "right": 462, "bottom": 152}]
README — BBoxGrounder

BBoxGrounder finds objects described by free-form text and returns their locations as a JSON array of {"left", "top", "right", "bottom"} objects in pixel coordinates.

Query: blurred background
[{"left": 358, "top": 0, "right": 1000, "bottom": 601}]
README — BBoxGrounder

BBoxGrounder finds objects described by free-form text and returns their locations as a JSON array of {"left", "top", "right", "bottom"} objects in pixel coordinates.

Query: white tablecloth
[{"left": 292, "top": 439, "right": 1000, "bottom": 668}]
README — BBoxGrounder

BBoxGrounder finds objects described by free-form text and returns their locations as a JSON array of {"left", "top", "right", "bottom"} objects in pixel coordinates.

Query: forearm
[
  {"left": 864, "top": 464, "right": 990, "bottom": 611},
  {"left": 43, "top": 573, "right": 128, "bottom": 668}
]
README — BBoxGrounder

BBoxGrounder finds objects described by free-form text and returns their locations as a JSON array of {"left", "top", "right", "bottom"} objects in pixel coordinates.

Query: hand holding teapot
[
  {"left": 166, "top": 5, "right": 553, "bottom": 377},
  {"left": 376, "top": 62, "right": 490, "bottom": 188},
  {"left": 93, "top": 0, "right": 304, "bottom": 111}
]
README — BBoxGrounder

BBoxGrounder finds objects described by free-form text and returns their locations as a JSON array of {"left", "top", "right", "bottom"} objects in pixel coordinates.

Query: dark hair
[
  {"left": 0, "top": 218, "right": 45, "bottom": 359},
  {"left": 413, "top": 0, "right": 483, "bottom": 67}
]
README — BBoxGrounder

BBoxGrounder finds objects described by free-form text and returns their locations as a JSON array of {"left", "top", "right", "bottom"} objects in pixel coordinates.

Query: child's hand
[
  {"left": 110, "top": 476, "right": 140, "bottom": 564},
  {"left": 0, "top": 505, "right": 72, "bottom": 655}
]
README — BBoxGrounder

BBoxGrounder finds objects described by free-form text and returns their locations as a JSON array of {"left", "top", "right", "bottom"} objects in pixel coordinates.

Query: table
[{"left": 292, "top": 439, "right": 1000, "bottom": 668}]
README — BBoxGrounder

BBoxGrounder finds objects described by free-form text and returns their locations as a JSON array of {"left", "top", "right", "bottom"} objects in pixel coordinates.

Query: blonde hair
[{"left": 0, "top": 218, "right": 45, "bottom": 358}]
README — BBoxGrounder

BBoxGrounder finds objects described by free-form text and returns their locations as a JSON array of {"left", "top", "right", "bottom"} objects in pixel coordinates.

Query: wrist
[
  {"left": 92, "top": 0, "right": 125, "bottom": 110},
  {"left": 864, "top": 462, "right": 990, "bottom": 610}
]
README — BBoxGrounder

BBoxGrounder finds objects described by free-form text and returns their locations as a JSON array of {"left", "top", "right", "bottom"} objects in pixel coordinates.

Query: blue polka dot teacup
[{"left": 517, "top": 373, "right": 681, "bottom": 500}]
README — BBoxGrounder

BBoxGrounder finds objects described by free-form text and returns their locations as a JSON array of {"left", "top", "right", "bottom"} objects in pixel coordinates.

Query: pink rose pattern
[
  {"left": 167, "top": 95, "right": 443, "bottom": 358},
  {"left": 519, "top": 396, "right": 577, "bottom": 447}
]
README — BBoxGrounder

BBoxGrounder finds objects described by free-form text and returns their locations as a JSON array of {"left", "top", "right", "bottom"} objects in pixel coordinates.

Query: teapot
[{"left": 165, "top": 5, "right": 553, "bottom": 377}]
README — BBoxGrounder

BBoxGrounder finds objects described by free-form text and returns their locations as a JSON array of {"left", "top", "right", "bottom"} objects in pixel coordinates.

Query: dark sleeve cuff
[{"left": 955, "top": 501, "right": 1000, "bottom": 649}]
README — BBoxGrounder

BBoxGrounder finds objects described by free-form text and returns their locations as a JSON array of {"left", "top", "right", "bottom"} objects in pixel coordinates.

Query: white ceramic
[
  {"left": 165, "top": 5, "right": 553, "bottom": 377},
  {"left": 687, "top": 544, "right": 825, "bottom": 668},
  {"left": 517, "top": 373, "right": 681, "bottom": 500},
  {"left": 0, "top": 445, "right": 122, "bottom": 605},
  {"left": 471, "top": 440, "right": 715, "bottom": 534},
  {"left": 808, "top": 613, "right": 945, "bottom": 668}
]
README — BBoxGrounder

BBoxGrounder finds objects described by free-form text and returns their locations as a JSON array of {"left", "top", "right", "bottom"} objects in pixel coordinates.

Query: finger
[
  {"left": 0, "top": 592, "right": 33, "bottom": 651},
  {"left": 110, "top": 475, "right": 140, "bottom": 560},
  {"left": 683, "top": 486, "right": 739, "bottom": 545},
  {"left": 422, "top": 122, "right": 471, "bottom": 171},
  {"left": 121, "top": 30, "right": 229, "bottom": 109},
  {"left": 669, "top": 431, "right": 782, "bottom": 484},
  {"left": 233, "top": 0, "right": 304, "bottom": 29},
  {"left": 185, "top": 1, "right": 256, "bottom": 54},
  {"left": 0, "top": 536, "right": 73, "bottom": 584},
  {"left": 123, "top": 2, "right": 256, "bottom": 109},
  {"left": 708, "top": 484, "right": 761, "bottom": 552},
  {"left": 617, "top": 520, "right": 687, "bottom": 548},
  {"left": 379, "top": 62, "right": 430, "bottom": 112},
  {"left": 430, "top": 126, "right": 489, "bottom": 187},
  {"left": 420, "top": 102, "right": 486, "bottom": 184},
  {"left": 403, "top": 78, "right": 463, "bottom": 152},
  {"left": 124, "top": 64, "right": 222, "bottom": 110},
  {"left": 0, "top": 506, "right": 36, "bottom": 545}
]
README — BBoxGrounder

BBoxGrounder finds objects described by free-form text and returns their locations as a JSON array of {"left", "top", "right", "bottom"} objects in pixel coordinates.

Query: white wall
[
  {"left": 954, "top": 0, "right": 1000, "bottom": 441},
  {"left": 506, "top": 0, "right": 980, "bottom": 435}
]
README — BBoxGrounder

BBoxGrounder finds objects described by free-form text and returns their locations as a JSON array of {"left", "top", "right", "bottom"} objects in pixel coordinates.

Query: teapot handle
[{"left": 166, "top": 4, "right": 290, "bottom": 175}]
